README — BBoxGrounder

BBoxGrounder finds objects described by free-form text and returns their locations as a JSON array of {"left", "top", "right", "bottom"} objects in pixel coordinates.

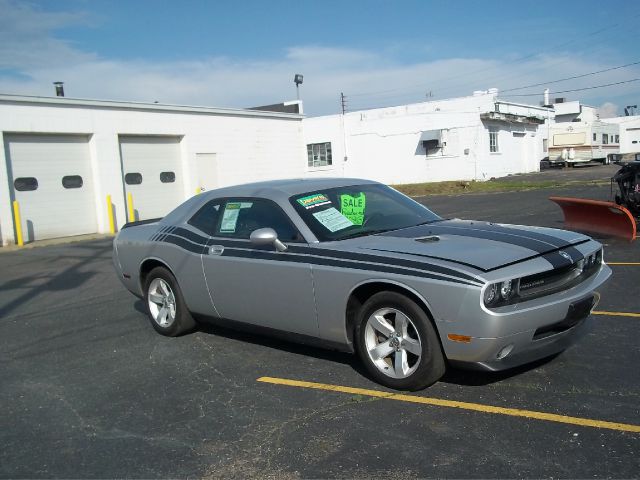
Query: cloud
[
  {"left": 0, "top": 1, "right": 638, "bottom": 116},
  {"left": 597, "top": 102, "right": 619, "bottom": 119},
  {"left": 0, "top": 0, "right": 95, "bottom": 69}
]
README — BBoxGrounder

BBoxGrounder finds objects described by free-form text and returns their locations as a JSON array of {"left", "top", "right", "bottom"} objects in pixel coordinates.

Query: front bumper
[{"left": 439, "top": 264, "right": 610, "bottom": 371}]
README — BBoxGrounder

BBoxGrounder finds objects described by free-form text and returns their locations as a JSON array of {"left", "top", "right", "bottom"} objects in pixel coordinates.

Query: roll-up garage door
[
  {"left": 4, "top": 133, "right": 97, "bottom": 242},
  {"left": 119, "top": 136, "right": 184, "bottom": 220}
]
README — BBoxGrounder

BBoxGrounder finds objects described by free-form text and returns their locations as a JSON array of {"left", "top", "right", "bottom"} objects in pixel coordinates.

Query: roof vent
[
  {"left": 415, "top": 235, "right": 440, "bottom": 243},
  {"left": 53, "top": 81, "right": 64, "bottom": 97}
]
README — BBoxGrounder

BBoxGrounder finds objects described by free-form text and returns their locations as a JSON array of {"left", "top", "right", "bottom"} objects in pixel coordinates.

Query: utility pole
[
  {"left": 340, "top": 92, "right": 347, "bottom": 114},
  {"left": 340, "top": 92, "right": 348, "bottom": 176}
]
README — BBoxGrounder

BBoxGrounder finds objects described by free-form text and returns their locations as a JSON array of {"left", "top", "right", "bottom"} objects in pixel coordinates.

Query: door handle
[{"left": 208, "top": 245, "right": 224, "bottom": 255}]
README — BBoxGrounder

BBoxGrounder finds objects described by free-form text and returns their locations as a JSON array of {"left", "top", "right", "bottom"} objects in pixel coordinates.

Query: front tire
[
  {"left": 354, "top": 291, "right": 445, "bottom": 390},
  {"left": 144, "top": 266, "right": 196, "bottom": 337}
]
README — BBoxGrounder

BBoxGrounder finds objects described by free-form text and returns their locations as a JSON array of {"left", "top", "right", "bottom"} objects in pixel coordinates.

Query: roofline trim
[{"left": 0, "top": 93, "right": 304, "bottom": 120}]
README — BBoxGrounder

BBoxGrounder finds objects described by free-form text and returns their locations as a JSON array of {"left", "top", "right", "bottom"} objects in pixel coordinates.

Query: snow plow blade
[{"left": 549, "top": 196, "right": 637, "bottom": 241}]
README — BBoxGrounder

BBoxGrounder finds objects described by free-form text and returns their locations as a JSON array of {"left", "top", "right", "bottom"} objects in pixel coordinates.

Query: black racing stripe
[
  {"left": 163, "top": 229, "right": 481, "bottom": 284},
  {"left": 149, "top": 225, "right": 170, "bottom": 242},
  {"left": 541, "top": 246, "right": 585, "bottom": 269},
  {"left": 286, "top": 245, "right": 481, "bottom": 284},
  {"left": 172, "top": 227, "right": 209, "bottom": 246},
  {"left": 221, "top": 248, "right": 478, "bottom": 286},
  {"left": 366, "top": 247, "right": 491, "bottom": 272},
  {"left": 162, "top": 234, "right": 207, "bottom": 255},
  {"left": 442, "top": 221, "right": 573, "bottom": 249},
  {"left": 383, "top": 221, "right": 565, "bottom": 253}
]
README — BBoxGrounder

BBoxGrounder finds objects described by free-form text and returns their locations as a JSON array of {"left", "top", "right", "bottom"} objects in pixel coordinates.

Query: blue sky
[{"left": 1, "top": 0, "right": 639, "bottom": 116}]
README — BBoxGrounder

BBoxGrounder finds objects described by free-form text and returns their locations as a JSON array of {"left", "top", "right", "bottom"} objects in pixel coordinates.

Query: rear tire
[
  {"left": 354, "top": 291, "right": 445, "bottom": 391},
  {"left": 144, "top": 266, "right": 196, "bottom": 337}
]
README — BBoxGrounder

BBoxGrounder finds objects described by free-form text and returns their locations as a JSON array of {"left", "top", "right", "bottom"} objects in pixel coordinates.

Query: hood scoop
[{"left": 415, "top": 235, "right": 440, "bottom": 243}]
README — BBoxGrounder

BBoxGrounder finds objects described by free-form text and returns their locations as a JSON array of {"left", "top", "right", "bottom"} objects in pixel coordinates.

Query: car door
[{"left": 200, "top": 197, "right": 319, "bottom": 337}]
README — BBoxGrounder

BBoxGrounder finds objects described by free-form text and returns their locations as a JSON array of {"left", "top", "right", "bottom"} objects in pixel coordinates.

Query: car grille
[{"left": 518, "top": 250, "right": 601, "bottom": 299}]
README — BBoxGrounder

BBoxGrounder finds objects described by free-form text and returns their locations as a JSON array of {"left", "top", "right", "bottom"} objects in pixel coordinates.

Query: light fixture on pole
[
  {"left": 53, "top": 81, "right": 64, "bottom": 97},
  {"left": 294, "top": 74, "right": 303, "bottom": 100}
]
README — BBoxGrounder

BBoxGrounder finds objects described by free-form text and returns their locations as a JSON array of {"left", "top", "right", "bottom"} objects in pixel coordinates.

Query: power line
[
  {"left": 501, "top": 60, "right": 640, "bottom": 92},
  {"left": 345, "top": 13, "right": 640, "bottom": 102},
  {"left": 503, "top": 78, "right": 640, "bottom": 97}
]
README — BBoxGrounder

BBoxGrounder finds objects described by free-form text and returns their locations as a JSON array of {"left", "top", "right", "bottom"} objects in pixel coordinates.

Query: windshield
[{"left": 290, "top": 183, "right": 441, "bottom": 242}]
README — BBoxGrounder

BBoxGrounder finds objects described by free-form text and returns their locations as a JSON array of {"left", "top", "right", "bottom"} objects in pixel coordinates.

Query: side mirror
[{"left": 249, "top": 227, "right": 288, "bottom": 252}]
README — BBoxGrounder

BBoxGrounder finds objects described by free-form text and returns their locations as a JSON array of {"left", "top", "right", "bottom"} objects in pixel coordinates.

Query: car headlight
[{"left": 484, "top": 279, "right": 518, "bottom": 307}]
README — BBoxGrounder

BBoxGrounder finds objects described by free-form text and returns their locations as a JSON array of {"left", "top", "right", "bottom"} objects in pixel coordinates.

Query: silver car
[{"left": 113, "top": 178, "right": 611, "bottom": 390}]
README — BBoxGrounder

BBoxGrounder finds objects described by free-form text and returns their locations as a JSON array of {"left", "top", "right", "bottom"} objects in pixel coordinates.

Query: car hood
[{"left": 345, "top": 219, "right": 590, "bottom": 272}]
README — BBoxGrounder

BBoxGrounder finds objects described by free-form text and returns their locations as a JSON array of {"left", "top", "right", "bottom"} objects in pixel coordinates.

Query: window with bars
[
  {"left": 307, "top": 142, "right": 333, "bottom": 167},
  {"left": 489, "top": 129, "right": 499, "bottom": 153}
]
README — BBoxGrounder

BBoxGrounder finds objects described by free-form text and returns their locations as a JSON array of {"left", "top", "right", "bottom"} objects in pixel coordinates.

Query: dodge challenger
[{"left": 113, "top": 178, "right": 611, "bottom": 390}]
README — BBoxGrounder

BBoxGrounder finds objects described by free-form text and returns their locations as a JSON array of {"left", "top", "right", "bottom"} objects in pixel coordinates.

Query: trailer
[{"left": 548, "top": 121, "right": 620, "bottom": 166}]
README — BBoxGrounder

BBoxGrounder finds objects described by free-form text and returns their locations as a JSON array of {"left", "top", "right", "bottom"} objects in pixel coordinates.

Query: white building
[
  {"left": 0, "top": 94, "right": 304, "bottom": 246},
  {"left": 303, "top": 90, "right": 551, "bottom": 184},
  {"left": 601, "top": 115, "right": 640, "bottom": 153}
]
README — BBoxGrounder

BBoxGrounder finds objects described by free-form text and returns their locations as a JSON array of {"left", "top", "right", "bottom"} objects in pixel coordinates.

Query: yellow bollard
[
  {"left": 12, "top": 200, "right": 24, "bottom": 246},
  {"left": 127, "top": 192, "right": 135, "bottom": 222},
  {"left": 106, "top": 194, "right": 116, "bottom": 234}
]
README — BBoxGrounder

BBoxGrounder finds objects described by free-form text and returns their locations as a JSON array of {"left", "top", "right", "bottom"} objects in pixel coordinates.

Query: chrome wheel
[
  {"left": 147, "top": 278, "right": 177, "bottom": 328},
  {"left": 364, "top": 307, "right": 422, "bottom": 379}
]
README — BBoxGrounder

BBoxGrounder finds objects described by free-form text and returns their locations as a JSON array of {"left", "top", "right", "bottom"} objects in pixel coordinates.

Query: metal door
[{"left": 5, "top": 133, "right": 97, "bottom": 242}]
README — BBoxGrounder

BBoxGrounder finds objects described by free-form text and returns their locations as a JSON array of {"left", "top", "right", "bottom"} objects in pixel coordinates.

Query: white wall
[
  {"left": 0, "top": 97, "right": 305, "bottom": 246},
  {"left": 303, "top": 93, "right": 545, "bottom": 185},
  {"left": 602, "top": 116, "right": 640, "bottom": 153}
]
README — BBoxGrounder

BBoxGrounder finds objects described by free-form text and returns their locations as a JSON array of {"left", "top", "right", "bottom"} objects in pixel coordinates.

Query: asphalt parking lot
[{"left": 1, "top": 165, "right": 638, "bottom": 478}]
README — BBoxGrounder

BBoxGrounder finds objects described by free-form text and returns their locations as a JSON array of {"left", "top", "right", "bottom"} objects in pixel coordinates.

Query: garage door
[
  {"left": 119, "top": 136, "right": 184, "bottom": 221},
  {"left": 4, "top": 133, "right": 97, "bottom": 242}
]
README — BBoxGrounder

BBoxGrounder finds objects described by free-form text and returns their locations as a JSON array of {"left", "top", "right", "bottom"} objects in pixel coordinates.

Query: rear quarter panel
[{"left": 114, "top": 223, "right": 215, "bottom": 316}]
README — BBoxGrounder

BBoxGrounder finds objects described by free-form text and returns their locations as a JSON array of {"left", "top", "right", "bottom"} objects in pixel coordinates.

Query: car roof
[{"left": 200, "top": 177, "right": 381, "bottom": 200}]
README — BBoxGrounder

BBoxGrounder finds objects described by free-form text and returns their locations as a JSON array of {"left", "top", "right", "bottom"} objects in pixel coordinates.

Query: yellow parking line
[
  {"left": 257, "top": 377, "right": 640, "bottom": 433},
  {"left": 593, "top": 311, "right": 640, "bottom": 318},
  {"left": 607, "top": 262, "right": 640, "bottom": 266}
]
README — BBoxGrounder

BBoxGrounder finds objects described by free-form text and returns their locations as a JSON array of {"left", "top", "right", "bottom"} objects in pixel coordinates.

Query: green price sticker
[{"left": 340, "top": 193, "right": 366, "bottom": 225}]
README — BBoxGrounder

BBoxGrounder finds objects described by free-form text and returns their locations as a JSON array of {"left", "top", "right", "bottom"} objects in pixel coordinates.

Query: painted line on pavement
[
  {"left": 607, "top": 262, "right": 640, "bottom": 266},
  {"left": 593, "top": 310, "right": 640, "bottom": 318},
  {"left": 257, "top": 376, "right": 640, "bottom": 433}
]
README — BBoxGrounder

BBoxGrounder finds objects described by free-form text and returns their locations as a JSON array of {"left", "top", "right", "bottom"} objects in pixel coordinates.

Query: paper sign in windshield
[
  {"left": 312, "top": 207, "right": 353, "bottom": 232},
  {"left": 340, "top": 193, "right": 366, "bottom": 225},
  {"left": 297, "top": 193, "right": 331, "bottom": 209},
  {"left": 220, "top": 202, "right": 253, "bottom": 232}
]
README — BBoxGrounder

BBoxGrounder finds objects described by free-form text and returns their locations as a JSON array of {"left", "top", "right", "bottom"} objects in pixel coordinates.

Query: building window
[
  {"left": 543, "top": 139, "right": 548, "bottom": 151},
  {"left": 307, "top": 142, "right": 333, "bottom": 167},
  {"left": 14, "top": 177, "right": 38, "bottom": 191},
  {"left": 125, "top": 173, "right": 143, "bottom": 185},
  {"left": 62, "top": 175, "right": 83, "bottom": 189},
  {"left": 489, "top": 129, "right": 499, "bottom": 153},
  {"left": 160, "top": 171, "right": 175, "bottom": 183},
  {"left": 603, "top": 134, "right": 608, "bottom": 145},
  {"left": 615, "top": 135, "right": 619, "bottom": 143},
  {"left": 593, "top": 133, "right": 597, "bottom": 141}
]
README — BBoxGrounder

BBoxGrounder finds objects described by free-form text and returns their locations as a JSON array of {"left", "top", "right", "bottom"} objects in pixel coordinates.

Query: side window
[
  {"left": 125, "top": 173, "right": 142, "bottom": 185},
  {"left": 160, "top": 171, "right": 175, "bottom": 183},
  {"left": 62, "top": 175, "right": 83, "bottom": 189},
  {"left": 215, "top": 198, "right": 302, "bottom": 242},
  {"left": 188, "top": 201, "right": 221, "bottom": 236},
  {"left": 14, "top": 177, "right": 38, "bottom": 191}
]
